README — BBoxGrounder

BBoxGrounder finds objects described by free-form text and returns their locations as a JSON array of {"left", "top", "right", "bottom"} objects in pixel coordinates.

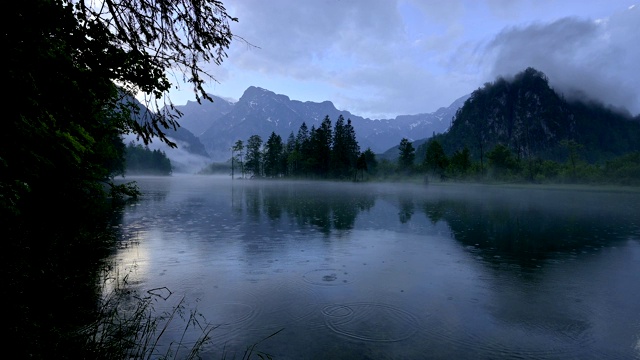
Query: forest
[{"left": 125, "top": 142, "right": 173, "bottom": 175}]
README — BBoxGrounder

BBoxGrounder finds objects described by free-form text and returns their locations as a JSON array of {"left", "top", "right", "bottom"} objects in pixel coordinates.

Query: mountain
[
  {"left": 172, "top": 95, "right": 235, "bottom": 136},
  {"left": 432, "top": 67, "right": 640, "bottom": 163},
  {"left": 174, "top": 86, "right": 467, "bottom": 161}
]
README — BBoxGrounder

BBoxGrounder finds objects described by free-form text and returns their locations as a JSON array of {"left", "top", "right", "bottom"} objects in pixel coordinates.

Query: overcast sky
[{"left": 168, "top": 0, "right": 639, "bottom": 119}]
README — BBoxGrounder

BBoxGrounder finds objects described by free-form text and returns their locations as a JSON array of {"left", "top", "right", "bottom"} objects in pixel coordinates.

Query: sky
[{"left": 167, "top": 0, "right": 639, "bottom": 119}]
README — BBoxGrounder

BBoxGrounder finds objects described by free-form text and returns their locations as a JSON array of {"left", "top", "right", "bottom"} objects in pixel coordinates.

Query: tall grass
[
  {"left": 79, "top": 262, "right": 280, "bottom": 359},
  {"left": 75, "top": 264, "right": 214, "bottom": 359}
]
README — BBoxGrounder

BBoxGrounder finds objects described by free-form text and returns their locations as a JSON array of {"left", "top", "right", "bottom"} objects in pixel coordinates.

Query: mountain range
[
  {"left": 144, "top": 67, "right": 638, "bottom": 170},
  {"left": 171, "top": 86, "right": 469, "bottom": 161}
]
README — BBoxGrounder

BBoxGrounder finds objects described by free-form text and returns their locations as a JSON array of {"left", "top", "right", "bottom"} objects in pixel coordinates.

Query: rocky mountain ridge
[{"left": 174, "top": 86, "right": 469, "bottom": 161}]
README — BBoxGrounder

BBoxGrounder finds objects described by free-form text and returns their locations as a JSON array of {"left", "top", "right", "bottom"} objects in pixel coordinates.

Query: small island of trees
[{"left": 225, "top": 114, "right": 378, "bottom": 181}]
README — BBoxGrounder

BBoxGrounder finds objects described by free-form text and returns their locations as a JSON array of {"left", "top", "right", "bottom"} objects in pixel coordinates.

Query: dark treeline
[
  {"left": 415, "top": 139, "right": 640, "bottom": 185},
  {"left": 230, "top": 114, "right": 378, "bottom": 181},
  {"left": 125, "top": 142, "right": 173, "bottom": 175}
]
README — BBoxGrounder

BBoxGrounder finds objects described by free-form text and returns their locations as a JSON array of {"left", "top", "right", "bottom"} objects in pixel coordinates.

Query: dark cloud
[{"left": 483, "top": 6, "right": 640, "bottom": 114}]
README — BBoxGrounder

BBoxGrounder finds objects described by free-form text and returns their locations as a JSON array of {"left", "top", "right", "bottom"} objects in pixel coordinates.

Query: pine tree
[
  {"left": 285, "top": 132, "right": 297, "bottom": 176},
  {"left": 332, "top": 116, "right": 361, "bottom": 179},
  {"left": 345, "top": 119, "right": 361, "bottom": 177},
  {"left": 264, "top": 132, "right": 284, "bottom": 178},
  {"left": 398, "top": 138, "right": 415, "bottom": 172},
  {"left": 331, "top": 115, "right": 349, "bottom": 177},
  {"left": 296, "top": 122, "right": 311, "bottom": 176},
  {"left": 312, "top": 116, "right": 333, "bottom": 176},
  {"left": 245, "top": 135, "right": 263, "bottom": 177},
  {"left": 232, "top": 140, "right": 244, "bottom": 179},
  {"left": 423, "top": 139, "right": 449, "bottom": 176}
]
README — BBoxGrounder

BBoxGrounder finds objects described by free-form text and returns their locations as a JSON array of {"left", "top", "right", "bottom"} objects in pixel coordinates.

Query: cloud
[
  {"left": 481, "top": 6, "right": 640, "bottom": 114},
  {"left": 227, "top": 0, "right": 404, "bottom": 79},
  {"left": 193, "top": 1, "right": 638, "bottom": 119},
  {"left": 222, "top": 0, "right": 475, "bottom": 117}
]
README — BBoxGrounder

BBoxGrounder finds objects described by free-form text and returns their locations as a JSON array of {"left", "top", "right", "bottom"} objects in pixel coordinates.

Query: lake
[{"left": 110, "top": 175, "right": 640, "bottom": 359}]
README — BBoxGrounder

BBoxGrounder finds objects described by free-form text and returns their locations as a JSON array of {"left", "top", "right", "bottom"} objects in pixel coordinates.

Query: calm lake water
[{"left": 111, "top": 175, "right": 640, "bottom": 359}]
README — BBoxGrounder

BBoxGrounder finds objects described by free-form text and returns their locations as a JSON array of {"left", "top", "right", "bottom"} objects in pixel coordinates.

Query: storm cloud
[{"left": 482, "top": 5, "right": 639, "bottom": 114}]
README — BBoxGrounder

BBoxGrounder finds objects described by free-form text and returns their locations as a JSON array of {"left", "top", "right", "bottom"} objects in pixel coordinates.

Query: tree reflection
[
  {"left": 398, "top": 195, "right": 415, "bottom": 224},
  {"left": 237, "top": 181, "right": 375, "bottom": 234},
  {"left": 416, "top": 190, "right": 639, "bottom": 267}
]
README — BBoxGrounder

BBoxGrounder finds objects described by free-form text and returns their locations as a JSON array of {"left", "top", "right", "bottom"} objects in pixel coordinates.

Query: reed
[
  {"left": 78, "top": 264, "right": 280, "bottom": 359},
  {"left": 74, "top": 266, "right": 211, "bottom": 359}
]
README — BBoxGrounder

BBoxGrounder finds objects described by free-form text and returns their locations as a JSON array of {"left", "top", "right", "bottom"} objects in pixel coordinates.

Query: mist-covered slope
[
  {"left": 122, "top": 95, "right": 212, "bottom": 172},
  {"left": 434, "top": 67, "right": 640, "bottom": 162}
]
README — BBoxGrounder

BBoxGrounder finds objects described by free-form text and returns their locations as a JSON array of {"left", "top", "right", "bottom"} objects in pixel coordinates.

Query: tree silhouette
[
  {"left": 398, "top": 138, "right": 415, "bottom": 173},
  {"left": 232, "top": 140, "right": 244, "bottom": 179},
  {"left": 245, "top": 135, "right": 263, "bottom": 177},
  {"left": 264, "top": 132, "right": 284, "bottom": 177},
  {"left": 423, "top": 139, "right": 449, "bottom": 176}
]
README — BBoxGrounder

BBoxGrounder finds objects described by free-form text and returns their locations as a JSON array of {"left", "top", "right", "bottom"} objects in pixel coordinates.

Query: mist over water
[{"left": 111, "top": 176, "right": 640, "bottom": 359}]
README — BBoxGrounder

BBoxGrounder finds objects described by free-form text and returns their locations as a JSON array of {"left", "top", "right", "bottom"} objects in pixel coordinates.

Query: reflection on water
[
  {"left": 113, "top": 176, "right": 640, "bottom": 359},
  {"left": 418, "top": 187, "right": 639, "bottom": 266},
  {"left": 234, "top": 181, "right": 376, "bottom": 233}
]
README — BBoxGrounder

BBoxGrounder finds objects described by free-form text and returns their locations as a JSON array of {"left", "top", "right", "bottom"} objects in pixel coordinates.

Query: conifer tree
[
  {"left": 345, "top": 119, "right": 361, "bottom": 176},
  {"left": 264, "top": 132, "right": 284, "bottom": 177},
  {"left": 245, "top": 135, "right": 263, "bottom": 177},
  {"left": 331, "top": 115, "right": 349, "bottom": 177},
  {"left": 232, "top": 140, "right": 245, "bottom": 179},
  {"left": 398, "top": 138, "right": 416, "bottom": 172},
  {"left": 423, "top": 139, "right": 449, "bottom": 176},
  {"left": 312, "top": 116, "right": 333, "bottom": 176}
]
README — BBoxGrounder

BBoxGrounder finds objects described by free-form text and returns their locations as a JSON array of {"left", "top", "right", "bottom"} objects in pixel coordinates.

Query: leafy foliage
[{"left": 4, "top": 0, "right": 237, "bottom": 358}]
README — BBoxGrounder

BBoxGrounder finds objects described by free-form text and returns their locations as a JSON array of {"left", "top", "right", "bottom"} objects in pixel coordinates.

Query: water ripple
[
  {"left": 302, "top": 268, "right": 352, "bottom": 286},
  {"left": 322, "top": 302, "right": 421, "bottom": 342}
]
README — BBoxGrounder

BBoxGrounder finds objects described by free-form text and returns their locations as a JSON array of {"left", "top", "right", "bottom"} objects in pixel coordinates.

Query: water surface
[{"left": 111, "top": 176, "right": 640, "bottom": 359}]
